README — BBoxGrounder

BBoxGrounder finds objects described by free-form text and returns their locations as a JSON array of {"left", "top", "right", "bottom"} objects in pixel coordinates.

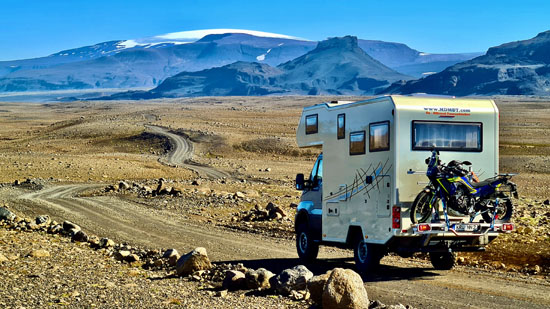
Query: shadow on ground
[{"left": 218, "top": 257, "right": 440, "bottom": 282}]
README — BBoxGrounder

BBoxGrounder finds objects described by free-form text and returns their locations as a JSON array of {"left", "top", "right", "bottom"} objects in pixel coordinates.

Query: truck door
[{"left": 300, "top": 154, "right": 323, "bottom": 237}]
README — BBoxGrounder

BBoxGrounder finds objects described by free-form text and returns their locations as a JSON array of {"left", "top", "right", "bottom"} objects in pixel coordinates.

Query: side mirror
[
  {"left": 463, "top": 161, "right": 472, "bottom": 166},
  {"left": 295, "top": 173, "right": 305, "bottom": 190}
]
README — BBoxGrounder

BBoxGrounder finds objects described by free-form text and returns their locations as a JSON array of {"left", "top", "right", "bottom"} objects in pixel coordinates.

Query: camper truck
[{"left": 294, "top": 95, "right": 514, "bottom": 271}]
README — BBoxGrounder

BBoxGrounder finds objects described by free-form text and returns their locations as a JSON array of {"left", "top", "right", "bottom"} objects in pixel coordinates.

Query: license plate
[{"left": 454, "top": 224, "right": 476, "bottom": 232}]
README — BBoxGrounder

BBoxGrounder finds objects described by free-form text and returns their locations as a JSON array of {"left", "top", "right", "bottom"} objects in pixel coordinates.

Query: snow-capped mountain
[{"left": 0, "top": 28, "right": 480, "bottom": 93}]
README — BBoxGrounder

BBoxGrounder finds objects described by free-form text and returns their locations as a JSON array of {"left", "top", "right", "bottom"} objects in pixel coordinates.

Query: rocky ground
[{"left": 1, "top": 96, "right": 550, "bottom": 308}]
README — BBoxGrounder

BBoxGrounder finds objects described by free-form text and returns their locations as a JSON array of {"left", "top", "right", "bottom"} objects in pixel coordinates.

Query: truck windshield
[{"left": 412, "top": 121, "right": 482, "bottom": 152}]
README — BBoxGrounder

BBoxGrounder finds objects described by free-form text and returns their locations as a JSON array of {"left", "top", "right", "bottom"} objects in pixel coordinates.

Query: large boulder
[
  {"left": 71, "top": 230, "right": 88, "bottom": 242},
  {"left": 270, "top": 265, "right": 313, "bottom": 295},
  {"left": 307, "top": 271, "right": 331, "bottom": 304},
  {"left": 0, "top": 207, "right": 16, "bottom": 221},
  {"left": 245, "top": 268, "right": 275, "bottom": 290},
  {"left": 322, "top": 268, "right": 369, "bottom": 309},
  {"left": 35, "top": 215, "right": 50, "bottom": 226},
  {"left": 176, "top": 247, "right": 212, "bottom": 276},
  {"left": 63, "top": 221, "right": 81, "bottom": 232}
]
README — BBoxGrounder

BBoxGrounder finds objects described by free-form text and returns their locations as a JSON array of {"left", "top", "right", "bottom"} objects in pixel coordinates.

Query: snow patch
[
  {"left": 256, "top": 48, "right": 273, "bottom": 61},
  {"left": 419, "top": 52, "right": 431, "bottom": 56}
]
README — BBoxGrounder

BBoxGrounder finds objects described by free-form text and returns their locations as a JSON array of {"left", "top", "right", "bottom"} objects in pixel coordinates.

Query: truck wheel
[
  {"left": 429, "top": 251, "right": 455, "bottom": 270},
  {"left": 353, "top": 238, "right": 382, "bottom": 273},
  {"left": 296, "top": 222, "right": 319, "bottom": 263}
]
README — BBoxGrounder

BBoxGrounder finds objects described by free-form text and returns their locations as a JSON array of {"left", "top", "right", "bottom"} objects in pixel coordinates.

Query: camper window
[
  {"left": 305, "top": 114, "right": 318, "bottom": 134},
  {"left": 412, "top": 121, "right": 482, "bottom": 152},
  {"left": 349, "top": 131, "right": 366, "bottom": 155},
  {"left": 369, "top": 121, "right": 390, "bottom": 152},
  {"left": 337, "top": 114, "right": 345, "bottom": 139}
]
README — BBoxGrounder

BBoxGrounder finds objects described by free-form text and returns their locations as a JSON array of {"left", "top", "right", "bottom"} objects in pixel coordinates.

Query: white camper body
[{"left": 294, "top": 95, "right": 510, "bottom": 270}]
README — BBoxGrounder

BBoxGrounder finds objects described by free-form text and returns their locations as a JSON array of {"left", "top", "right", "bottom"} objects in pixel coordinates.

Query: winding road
[{"left": 145, "top": 125, "right": 229, "bottom": 179}]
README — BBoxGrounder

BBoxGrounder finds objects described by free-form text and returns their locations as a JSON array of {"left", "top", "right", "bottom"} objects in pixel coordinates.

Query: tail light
[
  {"left": 418, "top": 224, "right": 431, "bottom": 232},
  {"left": 392, "top": 206, "right": 401, "bottom": 229},
  {"left": 502, "top": 223, "right": 514, "bottom": 231}
]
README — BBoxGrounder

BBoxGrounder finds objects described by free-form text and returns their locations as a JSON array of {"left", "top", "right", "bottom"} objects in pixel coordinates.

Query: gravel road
[
  {"left": 145, "top": 125, "right": 229, "bottom": 179},
  {"left": 8, "top": 184, "right": 550, "bottom": 309}
]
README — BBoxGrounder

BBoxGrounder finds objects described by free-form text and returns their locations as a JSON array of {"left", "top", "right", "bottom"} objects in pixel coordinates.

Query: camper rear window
[
  {"left": 349, "top": 131, "right": 366, "bottom": 155},
  {"left": 370, "top": 121, "right": 390, "bottom": 152},
  {"left": 337, "top": 114, "right": 345, "bottom": 139},
  {"left": 305, "top": 114, "right": 318, "bottom": 134},
  {"left": 412, "top": 121, "right": 482, "bottom": 152}
]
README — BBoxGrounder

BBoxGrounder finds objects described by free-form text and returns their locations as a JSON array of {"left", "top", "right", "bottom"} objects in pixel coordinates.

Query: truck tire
[
  {"left": 353, "top": 238, "right": 382, "bottom": 273},
  {"left": 429, "top": 251, "right": 455, "bottom": 270},
  {"left": 296, "top": 222, "right": 319, "bottom": 263}
]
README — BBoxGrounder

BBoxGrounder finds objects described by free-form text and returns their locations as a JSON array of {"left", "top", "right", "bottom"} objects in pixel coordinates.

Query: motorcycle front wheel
[{"left": 410, "top": 191, "right": 437, "bottom": 223}]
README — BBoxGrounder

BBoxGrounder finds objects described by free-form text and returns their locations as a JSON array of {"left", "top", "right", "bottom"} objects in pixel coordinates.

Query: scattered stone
[
  {"left": 322, "top": 268, "right": 369, "bottom": 309},
  {"left": 48, "top": 224, "right": 63, "bottom": 234},
  {"left": 72, "top": 230, "right": 89, "bottom": 242},
  {"left": 162, "top": 248, "right": 179, "bottom": 259},
  {"left": 114, "top": 250, "right": 131, "bottom": 261},
  {"left": 35, "top": 215, "right": 50, "bottom": 225},
  {"left": 126, "top": 254, "right": 140, "bottom": 263},
  {"left": 191, "top": 179, "right": 201, "bottom": 186},
  {"left": 290, "top": 289, "right": 310, "bottom": 301},
  {"left": 245, "top": 268, "right": 275, "bottom": 290},
  {"left": 307, "top": 271, "right": 331, "bottom": 304},
  {"left": 223, "top": 270, "right": 246, "bottom": 290},
  {"left": 28, "top": 249, "right": 50, "bottom": 258},
  {"left": 234, "top": 191, "right": 246, "bottom": 199},
  {"left": 13, "top": 180, "right": 20, "bottom": 186},
  {"left": 99, "top": 237, "right": 115, "bottom": 248},
  {"left": 118, "top": 181, "right": 130, "bottom": 191},
  {"left": 0, "top": 207, "right": 16, "bottom": 222},
  {"left": 534, "top": 265, "right": 541, "bottom": 274},
  {"left": 270, "top": 265, "right": 313, "bottom": 295},
  {"left": 63, "top": 221, "right": 81, "bottom": 232},
  {"left": 176, "top": 247, "right": 212, "bottom": 276},
  {"left": 88, "top": 235, "right": 100, "bottom": 247},
  {"left": 544, "top": 199, "right": 550, "bottom": 206}
]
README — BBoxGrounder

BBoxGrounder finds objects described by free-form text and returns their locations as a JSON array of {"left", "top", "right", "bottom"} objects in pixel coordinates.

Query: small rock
[
  {"left": 175, "top": 247, "right": 212, "bottom": 276},
  {"left": 72, "top": 230, "right": 88, "bottom": 242},
  {"left": 99, "top": 238, "right": 115, "bottom": 248},
  {"left": 162, "top": 248, "right": 179, "bottom": 259},
  {"left": 28, "top": 249, "right": 50, "bottom": 258},
  {"left": 48, "top": 224, "right": 63, "bottom": 234},
  {"left": 168, "top": 254, "right": 180, "bottom": 267},
  {"left": 534, "top": 265, "right": 541, "bottom": 274},
  {"left": 245, "top": 268, "right": 275, "bottom": 290},
  {"left": 223, "top": 270, "right": 246, "bottom": 290},
  {"left": 115, "top": 250, "right": 131, "bottom": 261},
  {"left": 126, "top": 254, "right": 140, "bottom": 263},
  {"left": 35, "top": 215, "right": 50, "bottom": 225},
  {"left": 63, "top": 221, "right": 81, "bottom": 232},
  {"left": 234, "top": 191, "right": 246, "bottom": 199},
  {"left": 544, "top": 199, "right": 550, "bottom": 205},
  {"left": 191, "top": 179, "right": 201, "bottom": 186},
  {"left": 270, "top": 265, "right": 313, "bottom": 295},
  {"left": 0, "top": 207, "right": 16, "bottom": 222},
  {"left": 322, "top": 268, "right": 369, "bottom": 309},
  {"left": 118, "top": 181, "right": 130, "bottom": 190}
]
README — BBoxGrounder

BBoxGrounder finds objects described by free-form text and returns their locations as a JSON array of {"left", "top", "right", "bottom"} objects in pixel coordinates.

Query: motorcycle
[{"left": 410, "top": 149, "right": 518, "bottom": 227}]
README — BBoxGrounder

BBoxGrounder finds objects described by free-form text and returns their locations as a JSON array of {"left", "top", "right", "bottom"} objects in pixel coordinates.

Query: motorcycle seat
[{"left": 471, "top": 178, "right": 494, "bottom": 188}]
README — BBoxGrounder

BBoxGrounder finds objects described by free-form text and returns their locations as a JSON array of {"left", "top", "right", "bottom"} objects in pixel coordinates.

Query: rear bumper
[{"left": 388, "top": 222, "right": 514, "bottom": 253}]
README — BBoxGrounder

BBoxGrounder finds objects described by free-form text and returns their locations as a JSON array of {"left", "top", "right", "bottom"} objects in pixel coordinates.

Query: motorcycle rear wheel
[
  {"left": 482, "top": 195, "right": 514, "bottom": 223},
  {"left": 411, "top": 191, "right": 437, "bottom": 223}
]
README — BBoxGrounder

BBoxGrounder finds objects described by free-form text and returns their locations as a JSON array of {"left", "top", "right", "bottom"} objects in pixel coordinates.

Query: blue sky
[{"left": 0, "top": 0, "right": 548, "bottom": 61}]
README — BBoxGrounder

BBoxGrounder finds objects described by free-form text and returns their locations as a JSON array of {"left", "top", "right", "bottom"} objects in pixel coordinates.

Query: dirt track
[
  {"left": 145, "top": 125, "right": 229, "bottom": 179},
  {"left": 8, "top": 183, "right": 550, "bottom": 309}
]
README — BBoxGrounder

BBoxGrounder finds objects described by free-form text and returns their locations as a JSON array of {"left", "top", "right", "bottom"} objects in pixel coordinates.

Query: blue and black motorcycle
[{"left": 410, "top": 149, "right": 518, "bottom": 226}]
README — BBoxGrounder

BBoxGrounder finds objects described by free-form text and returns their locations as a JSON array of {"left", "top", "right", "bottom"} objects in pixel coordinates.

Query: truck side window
[
  {"left": 309, "top": 154, "right": 323, "bottom": 187},
  {"left": 349, "top": 131, "right": 366, "bottom": 155},
  {"left": 337, "top": 113, "right": 345, "bottom": 139},
  {"left": 305, "top": 114, "right": 318, "bottom": 134},
  {"left": 370, "top": 121, "right": 390, "bottom": 152}
]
